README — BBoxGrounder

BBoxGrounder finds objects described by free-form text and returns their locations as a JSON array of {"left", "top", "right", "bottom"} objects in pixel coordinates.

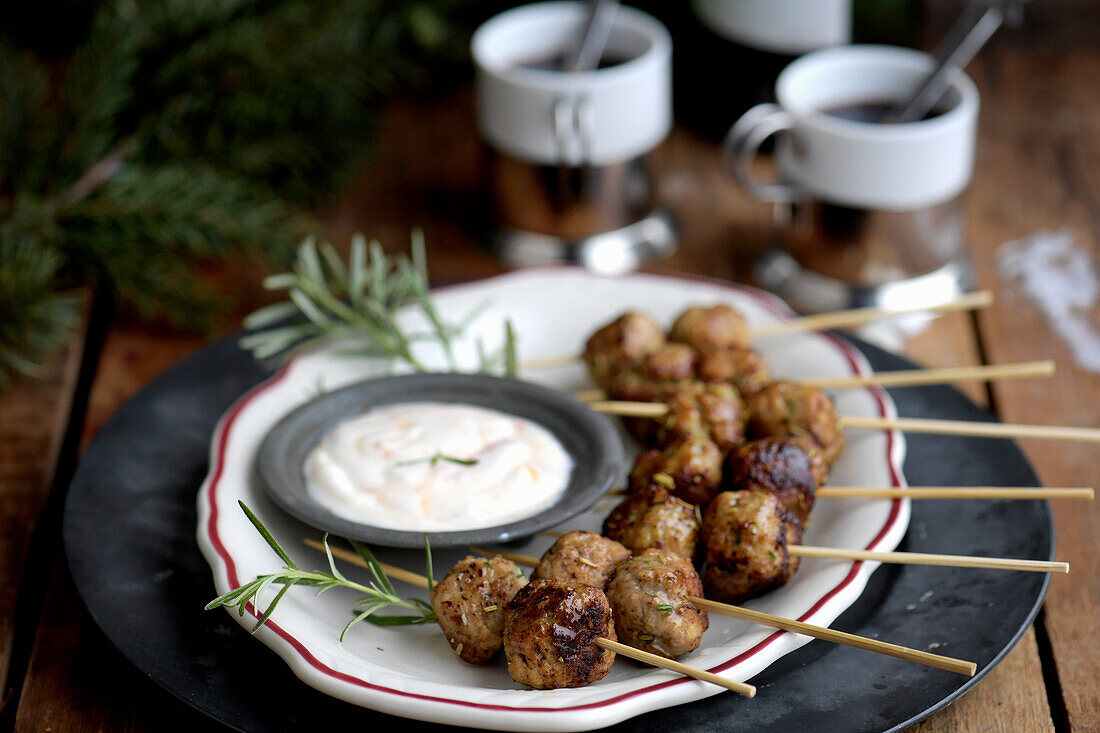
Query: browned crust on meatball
[
  {"left": 605, "top": 549, "right": 709, "bottom": 659},
  {"left": 603, "top": 485, "right": 700, "bottom": 559},
  {"left": 503, "top": 579, "right": 617, "bottom": 689},
  {"left": 746, "top": 381, "right": 846, "bottom": 464},
  {"left": 430, "top": 555, "right": 529, "bottom": 664},
  {"left": 669, "top": 305, "right": 751, "bottom": 353},
  {"left": 642, "top": 343, "right": 699, "bottom": 382},
  {"left": 659, "top": 382, "right": 746, "bottom": 453},
  {"left": 532, "top": 531, "right": 632, "bottom": 588},
  {"left": 583, "top": 312, "right": 666, "bottom": 390},
  {"left": 700, "top": 490, "right": 802, "bottom": 603},
  {"left": 628, "top": 438, "right": 724, "bottom": 506},
  {"left": 725, "top": 438, "right": 822, "bottom": 526},
  {"left": 697, "top": 348, "right": 771, "bottom": 395}
]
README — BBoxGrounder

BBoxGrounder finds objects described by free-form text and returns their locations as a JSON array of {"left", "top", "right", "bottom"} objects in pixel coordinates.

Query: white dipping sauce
[{"left": 304, "top": 402, "right": 573, "bottom": 531}]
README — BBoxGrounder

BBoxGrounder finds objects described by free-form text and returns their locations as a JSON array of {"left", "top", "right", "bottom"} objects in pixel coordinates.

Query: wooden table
[{"left": 2, "top": 4, "right": 1097, "bottom": 730}]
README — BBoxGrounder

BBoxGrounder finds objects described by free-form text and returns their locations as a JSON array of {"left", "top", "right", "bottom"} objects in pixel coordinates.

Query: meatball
[
  {"left": 430, "top": 555, "right": 529, "bottom": 664},
  {"left": 503, "top": 579, "right": 617, "bottom": 689},
  {"left": 628, "top": 437, "right": 724, "bottom": 506},
  {"left": 669, "top": 305, "right": 751, "bottom": 353},
  {"left": 697, "top": 348, "right": 771, "bottom": 395},
  {"left": 605, "top": 549, "right": 709, "bottom": 659},
  {"left": 583, "top": 312, "right": 666, "bottom": 390},
  {"left": 700, "top": 490, "right": 802, "bottom": 603},
  {"left": 605, "top": 369, "right": 677, "bottom": 446},
  {"left": 603, "top": 485, "right": 700, "bottom": 559},
  {"left": 725, "top": 437, "right": 825, "bottom": 526},
  {"left": 533, "top": 531, "right": 632, "bottom": 588},
  {"left": 659, "top": 382, "right": 747, "bottom": 453},
  {"left": 642, "top": 343, "right": 699, "bottom": 382},
  {"left": 746, "top": 381, "right": 846, "bottom": 464}
]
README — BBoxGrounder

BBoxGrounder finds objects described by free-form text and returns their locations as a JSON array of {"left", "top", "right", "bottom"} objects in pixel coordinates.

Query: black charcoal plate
[
  {"left": 63, "top": 334, "right": 1052, "bottom": 733},
  {"left": 255, "top": 373, "right": 623, "bottom": 548}
]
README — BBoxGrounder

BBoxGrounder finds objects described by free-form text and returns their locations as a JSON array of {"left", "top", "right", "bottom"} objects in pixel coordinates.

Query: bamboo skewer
[
  {"left": 604, "top": 486, "right": 1094, "bottom": 500},
  {"left": 586, "top": 400, "right": 1100, "bottom": 443},
  {"left": 574, "top": 360, "right": 1055, "bottom": 403},
  {"left": 520, "top": 290, "right": 994, "bottom": 371},
  {"left": 817, "top": 486, "right": 1094, "bottom": 500},
  {"left": 304, "top": 539, "right": 755, "bottom": 697},
  {"left": 748, "top": 290, "right": 994, "bottom": 337},
  {"left": 788, "top": 545, "right": 1069, "bottom": 573},
  {"left": 471, "top": 547, "right": 976, "bottom": 676},
  {"left": 840, "top": 416, "right": 1100, "bottom": 443}
]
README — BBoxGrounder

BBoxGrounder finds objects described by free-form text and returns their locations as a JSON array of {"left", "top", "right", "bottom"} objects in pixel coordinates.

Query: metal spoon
[
  {"left": 888, "top": 0, "right": 1027, "bottom": 123},
  {"left": 561, "top": 0, "right": 620, "bottom": 72}
]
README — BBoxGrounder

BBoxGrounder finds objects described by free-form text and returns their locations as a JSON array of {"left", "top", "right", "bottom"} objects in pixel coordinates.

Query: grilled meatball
[
  {"left": 584, "top": 312, "right": 666, "bottom": 390},
  {"left": 603, "top": 485, "right": 700, "bottom": 559},
  {"left": 701, "top": 490, "right": 802, "bottom": 603},
  {"left": 533, "top": 531, "right": 632, "bottom": 588},
  {"left": 605, "top": 549, "right": 709, "bottom": 659},
  {"left": 725, "top": 437, "right": 825, "bottom": 526},
  {"left": 430, "top": 555, "right": 529, "bottom": 664},
  {"left": 628, "top": 437, "right": 724, "bottom": 506},
  {"left": 669, "top": 305, "right": 751, "bottom": 353},
  {"left": 697, "top": 348, "right": 771, "bottom": 395},
  {"left": 503, "top": 579, "right": 617, "bottom": 689},
  {"left": 659, "top": 381, "right": 746, "bottom": 453},
  {"left": 642, "top": 343, "right": 699, "bottom": 382},
  {"left": 746, "top": 381, "right": 846, "bottom": 464},
  {"left": 604, "top": 369, "right": 675, "bottom": 446}
]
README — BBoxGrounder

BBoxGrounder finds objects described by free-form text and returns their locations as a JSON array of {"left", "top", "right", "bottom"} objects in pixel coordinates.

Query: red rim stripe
[{"left": 201, "top": 269, "right": 906, "bottom": 715}]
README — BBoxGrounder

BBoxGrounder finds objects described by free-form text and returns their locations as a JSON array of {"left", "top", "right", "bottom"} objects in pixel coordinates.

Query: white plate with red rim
[{"left": 196, "top": 268, "right": 909, "bottom": 732}]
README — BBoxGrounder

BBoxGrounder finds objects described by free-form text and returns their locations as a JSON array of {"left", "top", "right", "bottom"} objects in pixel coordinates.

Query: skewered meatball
[
  {"left": 659, "top": 381, "right": 746, "bottom": 453},
  {"left": 697, "top": 347, "right": 771, "bottom": 395},
  {"left": 746, "top": 381, "right": 846, "bottom": 464},
  {"left": 725, "top": 437, "right": 825, "bottom": 526},
  {"left": 701, "top": 489, "right": 802, "bottom": 603},
  {"left": 605, "top": 549, "right": 709, "bottom": 659},
  {"left": 629, "top": 437, "right": 724, "bottom": 506},
  {"left": 603, "top": 485, "right": 700, "bottom": 559},
  {"left": 503, "top": 579, "right": 617, "bottom": 689},
  {"left": 605, "top": 369, "right": 676, "bottom": 446},
  {"left": 642, "top": 343, "right": 699, "bottom": 382},
  {"left": 430, "top": 555, "right": 529, "bottom": 664},
  {"left": 533, "top": 531, "right": 632, "bottom": 588},
  {"left": 584, "top": 312, "right": 666, "bottom": 389},
  {"left": 669, "top": 305, "right": 751, "bottom": 353}
]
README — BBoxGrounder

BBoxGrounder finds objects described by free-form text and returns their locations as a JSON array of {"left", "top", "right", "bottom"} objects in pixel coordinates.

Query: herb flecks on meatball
[
  {"left": 669, "top": 305, "right": 751, "bottom": 353},
  {"left": 725, "top": 437, "right": 825, "bottom": 525},
  {"left": 532, "top": 531, "right": 632, "bottom": 588},
  {"left": 629, "top": 438, "right": 724, "bottom": 506},
  {"left": 603, "top": 485, "right": 700, "bottom": 559},
  {"left": 583, "top": 312, "right": 666, "bottom": 390},
  {"left": 430, "top": 555, "right": 529, "bottom": 664},
  {"left": 700, "top": 490, "right": 802, "bottom": 603},
  {"left": 605, "top": 549, "right": 709, "bottom": 659},
  {"left": 503, "top": 579, "right": 617, "bottom": 689},
  {"left": 746, "top": 381, "right": 845, "bottom": 465}
]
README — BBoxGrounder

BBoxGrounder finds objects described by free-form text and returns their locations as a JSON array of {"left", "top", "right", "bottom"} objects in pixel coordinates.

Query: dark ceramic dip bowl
[{"left": 255, "top": 373, "right": 624, "bottom": 548}]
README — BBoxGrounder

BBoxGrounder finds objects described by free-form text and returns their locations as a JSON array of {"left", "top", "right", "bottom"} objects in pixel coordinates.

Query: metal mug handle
[{"left": 722, "top": 103, "right": 800, "bottom": 203}]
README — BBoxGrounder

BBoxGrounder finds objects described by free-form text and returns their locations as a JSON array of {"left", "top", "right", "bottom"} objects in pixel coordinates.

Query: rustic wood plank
[
  {"left": 961, "top": 34, "right": 1100, "bottom": 731},
  {"left": 13, "top": 558, "right": 207, "bottom": 732},
  {"left": 0, "top": 296, "right": 90, "bottom": 706},
  {"left": 911, "top": 628, "right": 1053, "bottom": 733}
]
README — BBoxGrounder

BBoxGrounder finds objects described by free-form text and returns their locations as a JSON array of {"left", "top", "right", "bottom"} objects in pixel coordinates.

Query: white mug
[
  {"left": 726, "top": 45, "right": 979, "bottom": 211},
  {"left": 472, "top": 2, "right": 672, "bottom": 168}
]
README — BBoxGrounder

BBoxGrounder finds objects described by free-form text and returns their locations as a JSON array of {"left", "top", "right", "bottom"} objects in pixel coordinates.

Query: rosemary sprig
[
  {"left": 206, "top": 502, "right": 435, "bottom": 640},
  {"left": 240, "top": 231, "right": 517, "bottom": 377},
  {"left": 395, "top": 451, "right": 479, "bottom": 468}
]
